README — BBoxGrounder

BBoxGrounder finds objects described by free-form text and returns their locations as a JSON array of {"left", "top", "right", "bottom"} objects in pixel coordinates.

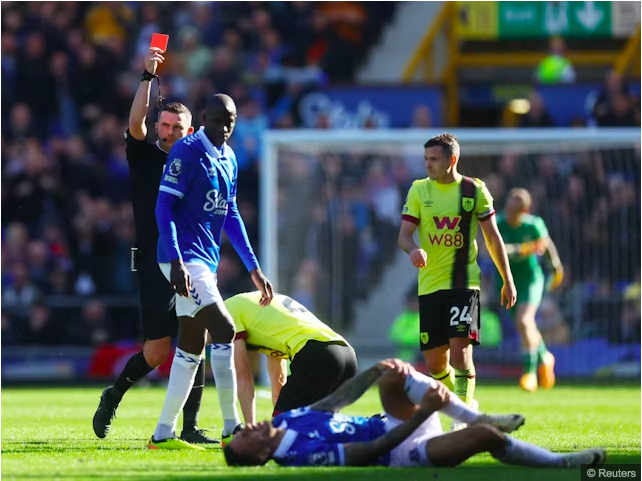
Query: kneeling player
[
  {"left": 224, "top": 359, "right": 605, "bottom": 469},
  {"left": 224, "top": 291, "right": 357, "bottom": 435}
]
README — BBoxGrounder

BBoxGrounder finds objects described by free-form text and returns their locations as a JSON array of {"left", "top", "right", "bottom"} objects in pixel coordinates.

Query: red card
[{"left": 150, "top": 33, "right": 169, "bottom": 52}]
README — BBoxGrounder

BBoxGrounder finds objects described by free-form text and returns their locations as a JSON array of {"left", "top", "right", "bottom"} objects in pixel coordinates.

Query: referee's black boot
[
  {"left": 93, "top": 386, "right": 120, "bottom": 439},
  {"left": 180, "top": 427, "right": 220, "bottom": 445}
]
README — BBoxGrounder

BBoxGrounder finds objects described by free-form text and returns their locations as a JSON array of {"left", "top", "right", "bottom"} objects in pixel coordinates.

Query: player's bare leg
[
  {"left": 143, "top": 337, "right": 173, "bottom": 367},
  {"left": 425, "top": 424, "right": 605, "bottom": 468},
  {"left": 423, "top": 345, "right": 455, "bottom": 392},
  {"left": 176, "top": 315, "right": 208, "bottom": 355},
  {"left": 378, "top": 368, "right": 524, "bottom": 433},
  {"left": 514, "top": 303, "right": 548, "bottom": 392},
  {"left": 196, "top": 302, "right": 244, "bottom": 442}
]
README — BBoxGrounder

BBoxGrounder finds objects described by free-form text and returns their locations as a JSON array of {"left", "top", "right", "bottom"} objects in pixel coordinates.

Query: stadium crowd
[
  {"left": 0, "top": 0, "right": 396, "bottom": 345},
  {"left": 1, "top": 1, "right": 639, "bottom": 347}
]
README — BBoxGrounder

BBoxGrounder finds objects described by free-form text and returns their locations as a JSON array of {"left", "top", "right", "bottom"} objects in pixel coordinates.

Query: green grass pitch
[{"left": 2, "top": 383, "right": 640, "bottom": 480}]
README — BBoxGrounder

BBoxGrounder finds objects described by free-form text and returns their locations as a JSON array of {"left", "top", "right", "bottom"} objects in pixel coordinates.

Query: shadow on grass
[
  {"left": 2, "top": 440, "right": 148, "bottom": 454},
  {"left": 5, "top": 454, "right": 641, "bottom": 481}
]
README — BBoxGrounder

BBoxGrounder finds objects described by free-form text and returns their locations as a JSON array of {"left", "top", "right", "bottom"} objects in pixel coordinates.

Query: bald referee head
[{"left": 203, "top": 93, "right": 237, "bottom": 148}]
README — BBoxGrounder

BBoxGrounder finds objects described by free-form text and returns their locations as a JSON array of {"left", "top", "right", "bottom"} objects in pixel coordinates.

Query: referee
[{"left": 92, "top": 47, "right": 216, "bottom": 444}]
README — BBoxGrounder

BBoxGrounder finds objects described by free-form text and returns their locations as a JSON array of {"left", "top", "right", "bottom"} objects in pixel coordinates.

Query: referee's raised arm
[{"left": 129, "top": 47, "right": 165, "bottom": 141}]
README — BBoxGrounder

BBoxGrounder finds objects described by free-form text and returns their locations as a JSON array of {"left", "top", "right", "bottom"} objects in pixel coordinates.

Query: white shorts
[
  {"left": 159, "top": 262, "right": 221, "bottom": 318},
  {"left": 384, "top": 412, "right": 443, "bottom": 467}
]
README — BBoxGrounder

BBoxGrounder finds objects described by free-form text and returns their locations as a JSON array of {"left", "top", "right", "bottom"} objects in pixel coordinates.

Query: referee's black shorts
[
  {"left": 418, "top": 289, "right": 481, "bottom": 351},
  {"left": 136, "top": 248, "right": 178, "bottom": 341},
  {"left": 274, "top": 340, "right": 357, "bottom": 414}
]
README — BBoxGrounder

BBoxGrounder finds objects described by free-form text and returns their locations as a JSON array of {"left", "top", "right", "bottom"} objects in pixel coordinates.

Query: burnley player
[
  {"left": 93, "top": 47, "right": 216, "bottom": 444},
  {"left": 398, "top": 134, "right": 516, "bottom": 428},
  {"left": 224, "top": 359, "right": 605, "bottom": 469},
  {"left": 225, "top": 291, "right": 356, "bottom": 429},
  {"left": 496, "top": 188, "right": 563, "bottom": 392},
  {"left": 149, "top": 94, "right": 274, "bottom": 450}
]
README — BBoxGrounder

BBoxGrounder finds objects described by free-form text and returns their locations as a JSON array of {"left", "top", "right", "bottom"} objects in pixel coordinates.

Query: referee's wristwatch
[{"left": 141, "top": 69, "right": 157, "bottom": 82}]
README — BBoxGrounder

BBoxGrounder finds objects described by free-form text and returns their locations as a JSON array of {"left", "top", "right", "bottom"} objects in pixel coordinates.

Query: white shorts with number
[
  {"left": 159, "top": 262, "right": 221, "bottom": 318},
  {"left": 385, "top": 412, "right": 443, "bottom": 467}
]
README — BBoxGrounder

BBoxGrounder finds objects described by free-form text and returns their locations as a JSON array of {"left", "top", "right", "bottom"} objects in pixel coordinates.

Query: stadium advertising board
[
  {"left": 461, "top": 82, "right": 642, "bottom": 126},
  {"left": 297, "top": 87, "right": 443, "bottom": 129},
  {"left": 2, "top": 342, "right": 639, "bottom": 382},
  {"left": 458, "top": 1, "right": 640, "bottom": 39},
  {"left": 298, "top": 83, "right": 640, "bottom": 129}
]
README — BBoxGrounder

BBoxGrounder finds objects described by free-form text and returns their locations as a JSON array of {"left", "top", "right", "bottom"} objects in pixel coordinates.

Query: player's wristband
[{"left": 141, "top": 69, "right": 157, "bottom": 82}]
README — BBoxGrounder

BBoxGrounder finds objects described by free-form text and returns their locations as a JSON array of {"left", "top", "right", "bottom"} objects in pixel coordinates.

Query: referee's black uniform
[{"left": 125, "top": 130, "right": 177, "bottom": 341}]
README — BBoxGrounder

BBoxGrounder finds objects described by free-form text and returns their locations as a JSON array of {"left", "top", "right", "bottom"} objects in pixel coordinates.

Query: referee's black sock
[
  {"left": 112, "top": 351, "right": 154, "bottom": 401},
  {"left": 183, "top": 360, "right": 205, "bottom": 432}
]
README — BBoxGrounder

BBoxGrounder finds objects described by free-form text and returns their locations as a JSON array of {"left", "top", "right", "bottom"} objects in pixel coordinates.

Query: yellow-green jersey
[
  {"left": 225, "top": 291, "right": 350, "bottom": 360},
  {"left": 402, "top": 176, "right": 495, "bottom": 296}
]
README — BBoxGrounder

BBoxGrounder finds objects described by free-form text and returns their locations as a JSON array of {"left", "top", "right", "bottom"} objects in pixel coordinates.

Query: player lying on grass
[
  {"left": 224, "top": 359, "right": 605, "bottom": 468},
  {"left": 222, "top": 291, "right": 356, "bottom": 438}
]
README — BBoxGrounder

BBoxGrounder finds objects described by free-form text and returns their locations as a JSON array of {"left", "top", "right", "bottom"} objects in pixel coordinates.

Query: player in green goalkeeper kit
[{"left": 495, "top": 189, "right": 564, "bottom": 392}]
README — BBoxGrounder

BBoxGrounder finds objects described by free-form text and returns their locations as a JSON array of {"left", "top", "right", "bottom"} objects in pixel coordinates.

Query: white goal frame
[{"left": 260, "top": 128, "right": 641, "bottom": 288}]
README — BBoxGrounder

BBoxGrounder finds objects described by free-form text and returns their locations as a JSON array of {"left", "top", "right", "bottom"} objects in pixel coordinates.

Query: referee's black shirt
[{"left": 124, "top": 129, "right": 167, "bottom": 251}]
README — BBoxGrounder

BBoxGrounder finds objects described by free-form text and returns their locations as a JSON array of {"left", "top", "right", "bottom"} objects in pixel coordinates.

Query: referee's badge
[
  {"left": 420, "top": 332, "right": 429, "bottom": 344},
  {"left": 462, "top": 197, "right": 475, "bottom": 212}
]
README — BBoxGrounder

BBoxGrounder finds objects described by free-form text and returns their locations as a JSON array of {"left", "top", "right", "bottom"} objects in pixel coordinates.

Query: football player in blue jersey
[
  {"left": 224, "top": 359, "right": 605, "bottom": 469},
  {"left": 150, "top": 94, "right": 274, "bottom": 450}
]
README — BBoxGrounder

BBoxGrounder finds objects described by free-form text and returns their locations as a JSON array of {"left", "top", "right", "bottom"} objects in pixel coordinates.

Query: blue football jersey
[
  {"left": 156, "top": 128, "right": 238, "bottom": 273},
  {"left": 272, "top": 407, "right": 389, "bottom": 467}
]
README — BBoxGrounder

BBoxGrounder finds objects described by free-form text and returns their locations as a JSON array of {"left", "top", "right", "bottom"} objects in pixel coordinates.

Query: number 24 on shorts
[{"left": 449, "top": 306, "right": 472, "bottom": 326}]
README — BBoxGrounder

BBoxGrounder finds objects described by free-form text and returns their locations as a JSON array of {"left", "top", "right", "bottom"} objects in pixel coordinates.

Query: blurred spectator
[
  {"left": 176, "top": 27, "right": 213, "bottom": 79},
  {"left": 479, "top": 274, "right": 502, "bottom": 347},
  {"left": 410, "top": 105, "right": 433, "bottom": 128},
  {"left": 67, "top": 299, "right": 112, "bottom": 345},
  {"left": 591, "top": 70, "right": 636, "bottom": 126},
  {"left": 536, "top": 37, "right": 575, "bottom": 84},
  {"left": 596, "top": 93, "right": 639, "bottom": 127},
  {"left": 232, "top": 98, "right": 268, "bottom": 171},
  {"left": 520, "top": 92, "right": 554, "bottom": 128},
  {"left": 537, "top": 298, "right": 571, "bottom": 346},
  {"left": 22, "top": 300, "right": 64, "bottom": 345},
  {"left": 2, "top": 263, "right": 40, "bottom": 308},
  {"left": 85, "top": 3, "right": 133, "bottom": 45},
  {"left": 609, "top": 274, "right": 641, "bottom": 345},
  {"left": 2, "top": 310, "right": 21, "bottom": 346},
  {"left": 291, "top": 259, "right": 322, "bottom": 314},
  {"left": 388, "top": 287, "right": 420, "bottom": 363}
]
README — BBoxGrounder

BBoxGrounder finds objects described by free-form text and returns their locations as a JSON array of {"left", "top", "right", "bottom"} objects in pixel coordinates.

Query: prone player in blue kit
[{"left": 224, "top": 359, "right": 605, "bottom": 469}]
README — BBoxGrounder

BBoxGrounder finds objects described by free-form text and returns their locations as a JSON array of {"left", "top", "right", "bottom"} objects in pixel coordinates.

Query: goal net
[{"left": 261, "top": 129, "right": 641, "bottom": 378}]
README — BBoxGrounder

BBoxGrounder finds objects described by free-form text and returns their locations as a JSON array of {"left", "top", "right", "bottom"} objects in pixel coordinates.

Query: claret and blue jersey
[
  {"left": 155, "top": 128, "right": 258, "bottom": 273},
  {"left": 272, "top": 407, "right": 389, "bottom": 467}
]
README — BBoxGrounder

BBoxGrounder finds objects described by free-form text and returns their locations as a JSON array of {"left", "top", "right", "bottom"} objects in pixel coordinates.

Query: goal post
[{"left": 260, "top": 128, "right": 640, "bottom": 378}]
